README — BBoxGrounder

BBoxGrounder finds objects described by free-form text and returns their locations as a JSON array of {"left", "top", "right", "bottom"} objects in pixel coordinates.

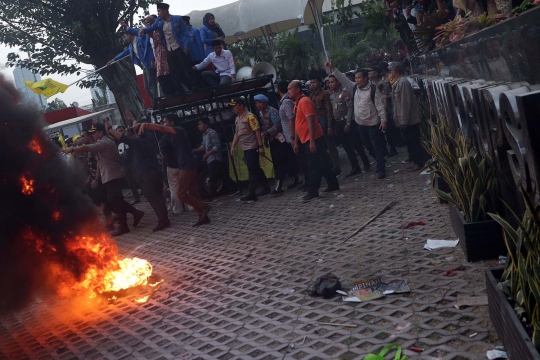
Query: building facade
[{"left": 12, "top": 66, "right": 47, "bottom": 109}]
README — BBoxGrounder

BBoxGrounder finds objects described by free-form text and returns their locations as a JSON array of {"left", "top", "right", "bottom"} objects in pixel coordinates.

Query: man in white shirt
[{"left": 193, "top": 40, "right": 236, "bottom": 87}]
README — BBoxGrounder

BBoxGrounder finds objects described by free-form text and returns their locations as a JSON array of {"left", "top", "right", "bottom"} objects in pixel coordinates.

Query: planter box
[
  {"left": 486, "top": 268, "right": 540, "bottom": 360},
  {"left": 448, "top": 204, "right": 506, "bottom": 262}
]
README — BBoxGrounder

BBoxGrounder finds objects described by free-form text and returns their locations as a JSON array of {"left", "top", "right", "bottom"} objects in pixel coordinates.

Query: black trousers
[
  {"left": 304, "top": 137, "right": 339, "bottom": 196},
  {"left": 401, "top": 123, "right": 428, "bottom": 166},
  {"left": 207, "top": 160, "right": 224, "bottom": 198},
  {"left": 138, "top": 171, "right": 168, "bottom": 224},
  {"left": 166, "top": 48, "right": 194, "bottom": 93},
  {"left": 269, "top": 140, "right": 296, "bottom": 181},
  {"left": 334, "top": 121, "right": 360, "bottom": 170},
  {"left": 105, "top": 178, "right": 139, "bottom": 228},
  {"left": 158, "top": 75, "right": 175, "bottom": 97},
  {"left": 244, "top": 148, "right": 268, "bottom": 193},
  {"left": 85, "top": 181, "right": 112, "bottom": 218},
  {"left": 385, "top": 113, "right": 401, "bottom": 149},
  {"left": 123, "top": 165, "right": 140, "bottom": 201},
  {"left": 358, "top": 124, "right": 387, "bottom": 174}
]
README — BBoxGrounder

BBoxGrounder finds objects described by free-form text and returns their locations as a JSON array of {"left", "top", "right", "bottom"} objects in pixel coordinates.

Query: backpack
[
  {"left": 310, "top": 273, "right": 342, "bottom": 299},
  {"left": 363, "top": 344, "right": 408, "bottom": 360},
  {"left": 353, "top": 83, "right": 377, "bottom": 105}
]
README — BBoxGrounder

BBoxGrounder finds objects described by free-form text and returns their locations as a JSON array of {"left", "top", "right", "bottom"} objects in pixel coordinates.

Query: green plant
[
  {"left": 412, "top": 12, "right": 445, "bottom": 55},
  {"left": 274, "top": 29, "right": 320, "bottom": 80},
  {"left": 489, "top": 190, "right": 540, "bottom": 351},
  {"left": 423, "top": 118, "right": 498, "bottom": 223}
]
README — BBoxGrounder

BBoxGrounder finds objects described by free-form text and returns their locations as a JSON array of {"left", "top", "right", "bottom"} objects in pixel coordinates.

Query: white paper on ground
[
  {"left": 486, "top": 350, "right": 507, "bottom": 359},
  {"left": 419, "top": 169, "right": 431, "bottom": 175},
  {"left": 424, "top": 239, "right": 459, "bottom": 250}
]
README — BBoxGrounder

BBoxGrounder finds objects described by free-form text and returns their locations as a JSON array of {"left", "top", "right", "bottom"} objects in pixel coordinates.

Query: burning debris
[{"left": 0, "top": 75, "right": 154, "bottom": 312}]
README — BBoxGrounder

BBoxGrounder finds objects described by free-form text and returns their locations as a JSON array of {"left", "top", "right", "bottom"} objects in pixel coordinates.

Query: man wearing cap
[
  {"left": 61, "top": 123, "right": 145, "bottom": 236},
  {"left": 139, "top": 2, "right": 195, "bottom": 93},
  {"left": 391, "top": 62, "right": 426, "bottom": 172},
  {"left": 328, "top": 74, "right": 370, "bottom": 177},
  {"left": 288, "top": 81, "right": 339, "bottom": 202},
  {"left": 138, "top": 115, "right": 212, "bottom": 227},
  {"left": 229, "top": 97, "right": 270, "bottom": 201},
  {"left": 325, "top": 61, "right": 388, "bottom": 179},
  {"left": 192, "top": 40, "right": 235, "bottom": 87},
  {"left": 254, "top": 94, "right": 290, "bottom": 195},
  {"left": 182, "top": 16, "right": 205, "bottom": 65},
  {"left": 107, "top": 30, "right": 156, "bottom": 106}
]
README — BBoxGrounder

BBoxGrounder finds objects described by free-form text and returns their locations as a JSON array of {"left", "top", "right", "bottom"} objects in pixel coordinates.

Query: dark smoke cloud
[{"left": 0, "top": 75, "right": 104, "bottom": 313}]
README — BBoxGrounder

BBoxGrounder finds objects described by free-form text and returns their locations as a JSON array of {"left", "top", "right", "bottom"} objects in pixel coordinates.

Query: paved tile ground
[{"left": 0, "top": 150, "right": 503, "bottom": 360}]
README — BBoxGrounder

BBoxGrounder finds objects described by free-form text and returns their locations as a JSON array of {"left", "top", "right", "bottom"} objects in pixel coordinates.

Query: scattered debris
[
  {"left": 280, "top": 289, "right": 295, "bottom": 294},
  {"left": 394, "top": 169, "right": 400, "bottom": 173},
  {"left": 310, "top": 273, "right": 341, "bottom": 298},
  {"left": 499, "top": 256, "right": 507, "bottom": 265},
  {"left": 419, "top": 169, "right": 431, "bottom": 175},
  {"left": 288, "top": 335, "right": 307, "bottom": 351},
  {"left": 410, "top": 347, "right": 424, "bottom": 353},
  {"left": 340, "top": 277, "right": 410, "bottom": 302},
  {"left": 444, "top": 267, "right": 465, "bottom": 277},
  {"left": 455, "top": 295, "right": 488, "bottom": 309},
  {"left": 445, "top": 256, "right": 455, "bottom": 261},
  {"left": 316, "top": 258, "right": 324, "bottom": 263},
  {"left": 423, "top": 186, "right": 431, "bottom": 190},
  {"left": 343, "top": 199, "right": 398, "bottom": 243},
  {"left": 469, "top": 332, "right": 478, "bottom": 338},
  {"left": 387, "top": 184, "right": 394, "bottom": 188},
  {"left": 424, "top": 239, "right": 459, "bottom": 250},
  {"left": 404, "top": 221, "right": 426, "bottom": 229},
  {"left": 425, "top": 179, "right": 432, "bottom": 185},
  {"left": 486, "top": 349, "right": 508, "bottom": 359},
  {"left": 318, "top": 322, "right": 358, "bottom": 328},
  {"left": 337, "top": 194, "right": 344, "bottom": 199},
  {"left": 430, "top": 260, "right": 442, "bottom": 265}
]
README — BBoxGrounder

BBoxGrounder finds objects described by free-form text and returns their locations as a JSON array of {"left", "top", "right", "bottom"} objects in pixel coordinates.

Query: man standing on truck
[
  {"left": 229, "top": 97, "right": 270, "bottom": 202},
  {"left": 138, "top": 115, "right": 212, "bottom": 227}
]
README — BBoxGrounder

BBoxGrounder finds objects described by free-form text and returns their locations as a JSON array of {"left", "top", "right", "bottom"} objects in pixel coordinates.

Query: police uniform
[
  {"left": 234, "top": 110, "right": 269, "bottom": 196},
  {"left": 329, "top": 87, "right": 371, "bottom": 172}
]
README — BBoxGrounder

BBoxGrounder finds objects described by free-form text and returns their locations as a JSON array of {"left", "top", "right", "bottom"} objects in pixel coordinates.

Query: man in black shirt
[{"left": 108, "top": 122, "right": 170, "bottom": 232}]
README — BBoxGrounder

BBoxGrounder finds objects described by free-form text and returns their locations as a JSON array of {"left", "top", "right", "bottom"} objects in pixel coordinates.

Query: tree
[
  {"left": 229, "top": 38, "right": 273, "bottom": 70},
  {"left": 92, "top": 81, "right": 110, "bottom": 107},
  {"left": 46, "top": 98, "right": 68, "bottom": 113},
  {"left": 0, "top": 0, "right": 150, "bottom": 124},
  {"left": 275, "top": 29, "right": 320, "bottom": 80}
]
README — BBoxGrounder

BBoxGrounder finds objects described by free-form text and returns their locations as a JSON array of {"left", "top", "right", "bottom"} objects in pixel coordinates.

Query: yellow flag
[{"left": 23, "top": 78, "right": 69, "bottom": 98}]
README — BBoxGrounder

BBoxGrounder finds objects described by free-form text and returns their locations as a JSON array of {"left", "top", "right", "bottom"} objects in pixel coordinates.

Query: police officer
[
  {"left": 328, "top": 74, "right": 371, "bottom": 177},
  {"left": 229, "top": 97, "right": 271, "bottom": 201}
]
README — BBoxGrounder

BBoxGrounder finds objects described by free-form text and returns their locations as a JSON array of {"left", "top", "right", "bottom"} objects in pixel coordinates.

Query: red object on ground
[
  {"left": 410, "top": 347, "right": 424, "bottom": 353},
  {"left": 404, "top": 221, "right": 426, "bottom": 229},
  {"left": 136, "top": 74, "right": 152, "bottom": 109},
  {"left": 444, "top": 267, "right": 465, "bottom": 277},
  {"left": 43, "top": 107, "right": 92, "bottom": 124}
]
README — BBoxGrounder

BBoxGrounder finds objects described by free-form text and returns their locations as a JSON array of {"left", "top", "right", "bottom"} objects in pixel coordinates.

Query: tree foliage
[
  {"left": 275, "top": 29, "right": 320, "bottom": 80},
  {"left": 46, "top": 98, "right": 68, "bottom": 113},
  {"left": 0, "top": 0, "right": 150, "bottom": 121},
  {"left": 229, "top": 38, "right": 273, "bottom": 69}
]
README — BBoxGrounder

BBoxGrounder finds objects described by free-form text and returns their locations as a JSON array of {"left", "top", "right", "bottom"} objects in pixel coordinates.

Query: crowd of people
[
  {"left": 106, "top": 2, "right": 235, "bottom": 105},
  {"left": 57, "top": 57, "right": 427, "bottom": 236}
]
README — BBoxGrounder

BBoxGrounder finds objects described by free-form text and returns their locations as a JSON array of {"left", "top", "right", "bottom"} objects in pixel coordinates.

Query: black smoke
[{"left": 0, "top": 75, "right": 107, "bottom": 313}]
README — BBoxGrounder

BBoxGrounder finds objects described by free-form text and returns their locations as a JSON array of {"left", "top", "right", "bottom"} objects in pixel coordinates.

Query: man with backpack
[{"left": 325, "top": 61, "right": 388, "bottom": 179}]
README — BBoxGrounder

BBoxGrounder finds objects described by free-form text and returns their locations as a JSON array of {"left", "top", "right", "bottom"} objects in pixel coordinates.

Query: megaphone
[
  {"left": 236, "top": 66, "right": 253, "bottom": 81},
  {"left": 251, "top": 62, "right": 276, "bottom": 88}
]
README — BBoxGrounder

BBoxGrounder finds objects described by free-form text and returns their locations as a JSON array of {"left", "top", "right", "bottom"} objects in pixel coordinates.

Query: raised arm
[{"left": 325, "top": 60, "right": 355, "bottom": 94}]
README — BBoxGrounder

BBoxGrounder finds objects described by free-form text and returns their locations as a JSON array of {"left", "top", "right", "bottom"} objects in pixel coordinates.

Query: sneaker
[
  {"left": 388, "top": 149, "right": 398, "bottom": 157},
  {"left": 256, "top": 187, "right": 271, "bottom": 197},
  {"left": 302, "top": 193, "right": 319, "bottom": 202},
  {"left": 240, "top": 194, "right": 258, "bottom": 202},
  {"left": 133, "top": 210, "right": 145, "bottom": 227},
  {"left": 378, "top": 172, "right": 386, "bottom": 179},
  {"left": 111, "top": 226, "right": 130, "bottom": 236},
  {"left": 345, "top": 168, "right": 361, "bottom": 178},
  {"left": 270, "top": 189, "right": 284, "bottom": 195},
  {"left": 152, "top": 221, "right": 171, "bottom": 232},
  {"left": 333, "top": 167, "right": 342, "bottom": 176},
  {"left": 322, "top": 186, "right": 340, "bottom": 193}
]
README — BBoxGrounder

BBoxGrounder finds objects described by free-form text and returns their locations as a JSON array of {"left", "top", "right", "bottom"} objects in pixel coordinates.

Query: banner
[{"left": 23, "top": 78, "right": 69, "bottom": 98}]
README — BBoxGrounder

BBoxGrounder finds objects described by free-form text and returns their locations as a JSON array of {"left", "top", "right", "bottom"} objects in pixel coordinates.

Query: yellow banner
[
  {"left": 228, "top": 143, "right": 275, "bottom": 181},
  {"left": 23, "top": 78, "right": 69, "bottom": 98}
]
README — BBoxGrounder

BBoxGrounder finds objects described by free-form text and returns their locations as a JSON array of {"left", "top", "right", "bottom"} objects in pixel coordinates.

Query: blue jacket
[
  {"left": 200, "top": 25, "right": 218, "bottom": 56},
  {"left": 186, "top": 27, "right": 205, "bottom": 62},
  {"left": 143, "top": 15, "right": 189, "bottom": 51},
  {"left": 113, "top": 35, "right": 154, "bottom": 70}
]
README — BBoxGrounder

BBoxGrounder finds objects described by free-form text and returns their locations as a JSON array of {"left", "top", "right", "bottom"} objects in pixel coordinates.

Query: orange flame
[
  {"left": 29, "top": 139, "right": 42, "bottom": 154},
  {"left": 20, "top": 175, "right": 34, "bottom": 195}
]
